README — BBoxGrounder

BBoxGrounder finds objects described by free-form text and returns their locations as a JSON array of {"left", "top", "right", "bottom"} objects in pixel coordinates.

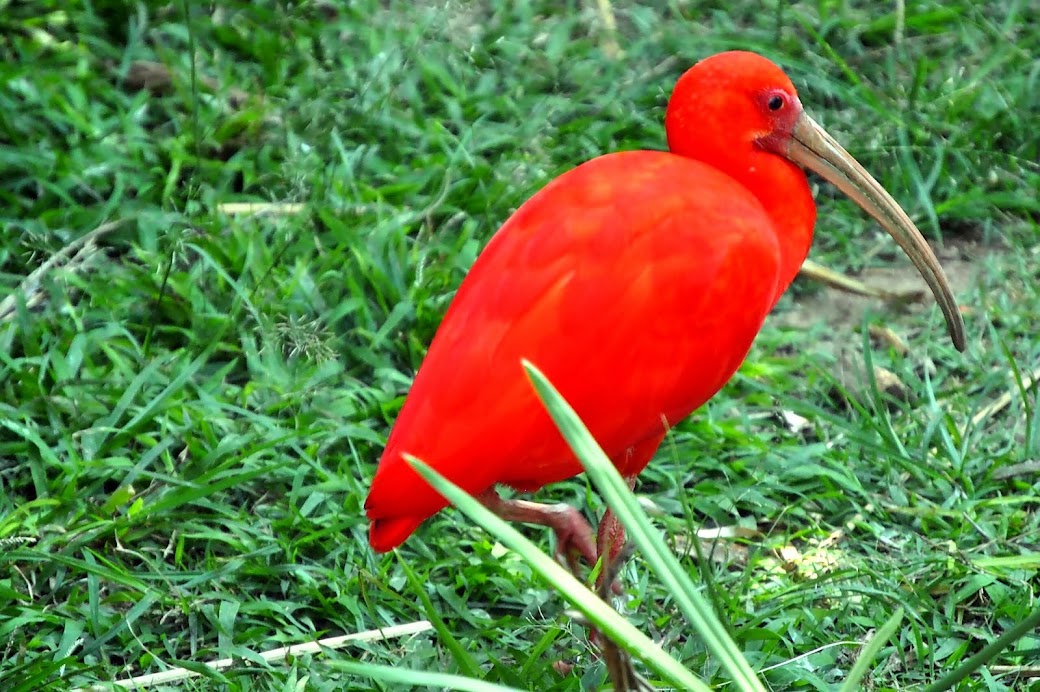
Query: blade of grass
[
  {"left": 839, "top": 607, "right": 904, "bottom": 692},
  {"left": 924, "top": 606, "right": 1040, "bottom": 692},
  {"left": 522, "top": 360, "right": 766, "bottom": 692},
  {"left": 327, "top": 661, "right": 526, "bottom": 691},
  {"left": 405, "top": 456, "right": 711, "bottom": 692},
  {"left": 398, "top": 557, "right": 483, "bottom": 679}
]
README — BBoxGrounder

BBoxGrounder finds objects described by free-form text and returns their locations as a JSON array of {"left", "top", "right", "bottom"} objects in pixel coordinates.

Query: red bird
[{"left": 365, "top": 51, "right": 965, "bottom": 571}]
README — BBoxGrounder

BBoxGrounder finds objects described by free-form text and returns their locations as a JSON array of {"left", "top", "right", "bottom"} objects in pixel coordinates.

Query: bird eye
[{"left": 767, "top": 95, "right": 785, "bottom": 111}]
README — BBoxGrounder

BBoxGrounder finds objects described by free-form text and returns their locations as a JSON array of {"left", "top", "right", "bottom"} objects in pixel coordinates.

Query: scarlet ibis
[{"left": 364, "top": 50, "right": 966, "bottom": 573}]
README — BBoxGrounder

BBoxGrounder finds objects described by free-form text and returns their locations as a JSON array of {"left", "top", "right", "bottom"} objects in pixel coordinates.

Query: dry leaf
[
  {"left": 217, "top": 202, "right": 306, "bottom": 216},
  {"left": 868, "top": 324, "right": 909, "bottom": 355},
  {"left": 775, "top": 543, "right": 841, "bottom": 579},
  {"left": 672, "top": 525, "right": 759, "bottom": 568},
  {"left": 779, "top": 409, "right": 810, "bottom": 435},
  {"left": 833, "top": 349, "right": 911, "bottom": 407},
  {"left": 992, "top": 459, "right": 1040, "bottom": 481},
  {"left": 122, "top": 60, "right": 174, "bottom": 94}
]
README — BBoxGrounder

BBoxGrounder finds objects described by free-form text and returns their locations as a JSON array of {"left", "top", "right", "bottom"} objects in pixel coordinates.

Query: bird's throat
[{"left": 738, "top": 151, "right": 817, "bottom": 305}]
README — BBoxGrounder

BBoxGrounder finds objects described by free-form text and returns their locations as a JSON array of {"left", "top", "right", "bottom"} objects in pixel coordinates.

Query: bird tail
[{"left": 368, "top": 515, "right": 426, "bottom": 552}]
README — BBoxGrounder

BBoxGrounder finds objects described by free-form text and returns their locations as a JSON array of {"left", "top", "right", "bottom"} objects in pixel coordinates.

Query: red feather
[{"left": 366, "top": 149, "right": 798, "bottom": 551}]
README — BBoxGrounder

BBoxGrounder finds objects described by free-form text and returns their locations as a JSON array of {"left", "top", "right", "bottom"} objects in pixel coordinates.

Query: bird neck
[{"left": 731, "top": 150, "right": 817, "bottom": 305}]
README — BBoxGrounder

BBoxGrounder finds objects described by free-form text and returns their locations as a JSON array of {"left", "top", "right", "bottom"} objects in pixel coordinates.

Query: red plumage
[
  {"left": 367, "top": 144, "right": 810, "bottom": 551},
  {"left": 365, "top": 49, "right": 962, "bottom": 553}
]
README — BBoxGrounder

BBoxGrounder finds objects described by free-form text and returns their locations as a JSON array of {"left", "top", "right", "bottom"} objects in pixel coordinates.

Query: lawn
[{"left": 1, "top": 1, "right": 1038, "bottom": 690}]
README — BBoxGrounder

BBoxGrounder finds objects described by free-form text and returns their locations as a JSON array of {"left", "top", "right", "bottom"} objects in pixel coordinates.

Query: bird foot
[
  {"left": 475, "top": 490, "right": 628, "bottom": 594},
  {"left": 476, "top": 491, "right": 598, "bottom": 567},
  {"left": 479, "top": 490, "right": 648, "bottom": 688}
]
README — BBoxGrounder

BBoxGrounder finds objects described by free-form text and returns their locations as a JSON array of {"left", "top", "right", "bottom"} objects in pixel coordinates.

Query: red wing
[{"left": 365, "top": 150, "right": 781, "bottom": 548}]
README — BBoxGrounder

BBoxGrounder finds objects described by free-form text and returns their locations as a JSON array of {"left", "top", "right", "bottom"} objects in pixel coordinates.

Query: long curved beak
[{"left": 785, "top": 113, "right": 966, "bottom": 352}]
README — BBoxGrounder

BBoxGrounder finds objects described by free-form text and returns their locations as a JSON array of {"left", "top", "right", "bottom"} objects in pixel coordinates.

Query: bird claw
[
  {"left": 550, "top": 511, "right": 598, "bottom": 569},
  {"left": 479, "top": 490, "right": 647, "bottom": 687},
  {"left": 555, "top": 515, "right": 628, "bottom": 597},
  {"left": 476, "top": 491, "right": 601, "bottom": 574},
  {"left": 476, "top": 489, "right": 628, "bottom": 594}
]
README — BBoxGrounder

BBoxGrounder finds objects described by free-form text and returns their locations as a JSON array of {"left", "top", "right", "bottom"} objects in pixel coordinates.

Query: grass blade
[
  {"left": 924, "top": 606, "right": 1040, "bottom": 692},
  {"left": 522, "top": 360, "right": 766, "bottom": 691},
  {"left": 405, "top": 456, "right": 711, "bottom": 692},
  {"left": 839, "top": 607, "right": 904, "bottom": 692},
  {"left": 328, "top": 660, "right": 526, "bottom": 691},
  {"left": 398, "top": 557, "right": 484, "bottom": 679}
]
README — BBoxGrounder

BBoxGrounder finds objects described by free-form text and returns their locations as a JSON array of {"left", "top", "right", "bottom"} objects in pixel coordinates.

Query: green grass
[{"left": 1, "top": 0, "right": 1038, "bottom": 689}]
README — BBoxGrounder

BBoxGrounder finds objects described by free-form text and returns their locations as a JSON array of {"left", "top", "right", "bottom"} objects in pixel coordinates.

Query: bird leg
[
  {"left": 594, "top": 507, "right": 632, "bottom": 597},
  {"left": 593, "top": 476, "right": 652, "bottom": 691},
  {"left": 594, "top": 474, "right": 639, "bottom": 598},
  {"left": 595, "top": 538, "right": 654, "bottom": 692},
  {"left": 602, "top": 644, "right": 655, "bottom": 692},
  {"left": 476, "top": 489, "right": 598, "bottom": 575},
  {"left": 479, "top": 484, "right": 652, "bottom": 689}
]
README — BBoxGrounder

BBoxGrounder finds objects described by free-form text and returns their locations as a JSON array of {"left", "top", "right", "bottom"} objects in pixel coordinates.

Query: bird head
[{"left": 665, "top": 50, "right": 966, "bottom": 352}]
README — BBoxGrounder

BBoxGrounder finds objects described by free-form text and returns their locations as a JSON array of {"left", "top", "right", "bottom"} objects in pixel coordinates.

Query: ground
[{"left": 1, "top": 1, "right": 1038, "bottom": 690}]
